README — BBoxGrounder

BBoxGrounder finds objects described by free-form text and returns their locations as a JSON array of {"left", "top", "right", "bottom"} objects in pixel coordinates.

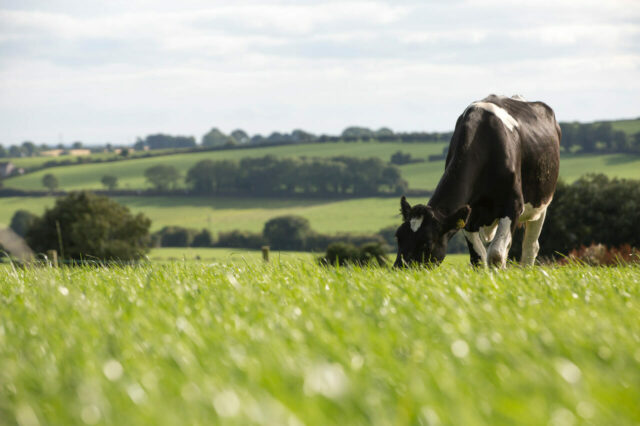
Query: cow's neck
[{"left": 427, "top": 160, "right": 475, "bottom": 215}]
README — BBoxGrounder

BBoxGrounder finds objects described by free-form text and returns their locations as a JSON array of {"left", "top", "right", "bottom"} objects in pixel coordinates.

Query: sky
[{"left": 0, "top": 0, "right": 639, "bottom": 145}]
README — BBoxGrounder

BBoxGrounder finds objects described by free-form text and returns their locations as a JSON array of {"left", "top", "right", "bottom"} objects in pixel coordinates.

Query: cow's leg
[
  {"left": 463, "top": 230, "right": 487, "bottom": 267},
  {"left": 487, "top": 193, "right": 522, "bottom": 268},
  {"left": 521, "top": 208, "right": 546, "bottom": 266}
]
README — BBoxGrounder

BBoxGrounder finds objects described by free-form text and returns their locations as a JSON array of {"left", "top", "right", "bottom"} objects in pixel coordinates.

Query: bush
[
  {"left": 559, "top": 243, "right": 640, "bottom": 266},
  {"left": 153, "top": 226, "right": 198, "bottom": 247},
  {"left": 263, "top": 215, "right": 313, "bottom": 251},
  {"left": 192, "top": 229, "right": 214, "bottom": 247},
  {"left": 9, "top": 210, "right": 38, "bottom": 237},
  {"left": 319, "top": 242, "right": 388, "bottom": 266},
  {"left": 26, "top": 192, "right": 151, "bottom": 261},
  {"left": 511, "top": 174, "right": 640, "bottom": 260},
  {"left": 216, "top": 230, "right": 266, "bottom": 249}
]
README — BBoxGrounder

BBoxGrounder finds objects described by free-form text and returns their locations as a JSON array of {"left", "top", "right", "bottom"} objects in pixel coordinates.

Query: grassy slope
[
  {"left": 1, "top": 262, "right": 638, "bottom": 425},
  {"left": 5, "top": 143, "right": 640, "bottom": 193},
  {"left": 0, "top": 196, "right": 403, "bottom": 234},
  {"left": 2, "top": 142, "right": 447, "bottom": 191},
  {"left": 610, "top": 118, "right": 640, "bottom": 135}
]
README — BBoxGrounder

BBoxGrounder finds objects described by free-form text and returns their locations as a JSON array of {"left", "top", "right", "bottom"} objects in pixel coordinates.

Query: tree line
[
  {"left": 142, "top": 155, "right": 408, "bottom": 196},
  {"left": 559, "top": 121, "right": 640, "bottom": 154},
  {"left": 5, "top": 173, "right": 640, "bottom": 263}
]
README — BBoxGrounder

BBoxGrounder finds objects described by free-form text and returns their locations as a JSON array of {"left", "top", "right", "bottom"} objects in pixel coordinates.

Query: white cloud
[{"left": 0, "top": 0, "right": 639, "bottom": 144}]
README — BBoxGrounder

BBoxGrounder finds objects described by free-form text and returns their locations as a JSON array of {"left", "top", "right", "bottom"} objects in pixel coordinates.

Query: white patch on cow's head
[
  {"left": 410, "top": 216, "right": 423, "bottom": 232},
  {"left": 472, "top": 102, "right": 519, "bottom": 131},
  {"left": 511, "top": 94, "right": 527, "bottom": 101}
]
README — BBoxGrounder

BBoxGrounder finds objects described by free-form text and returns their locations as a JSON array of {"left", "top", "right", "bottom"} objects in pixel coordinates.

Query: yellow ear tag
[{"left": 456, "top": 219, "right": 465, "bottom": 229}]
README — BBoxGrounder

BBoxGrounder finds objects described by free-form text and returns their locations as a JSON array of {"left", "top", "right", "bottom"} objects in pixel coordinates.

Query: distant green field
[
  {"left": 2, "top": 142, "right": 447, "bottom": 191},
  {"left": 147, "top": 247, "right": 467, "bottom": 266},
  {"left": 1, "top": 262, "right": 638, "bottom": 425},
  {"left": 610, "top": 118, "right": 640, "bottom": 135},
  {"left": 0, "top": 196, "right": 404, "bottom": 234},
  {"left": 4, "top": 142, "right": 639, "bottom": 192}
]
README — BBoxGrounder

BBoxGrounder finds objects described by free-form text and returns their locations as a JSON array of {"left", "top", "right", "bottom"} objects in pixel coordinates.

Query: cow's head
[{"left": 394, "top": 196, "right": 471, "bottom": 268}]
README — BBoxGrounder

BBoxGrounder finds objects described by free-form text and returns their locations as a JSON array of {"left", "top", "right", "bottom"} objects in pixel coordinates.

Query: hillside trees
[
  {"left": 183, "top": 155, "right": 406, "bottom": 196},
  {"left": 26, "top": 192, "right": 151, "bottom": 261},
  {"left": 42, "top": 173, "right": 59, "bottom": 192},
  {"left": 10, "top": 210, "right": 38, "bottom": 237},
  {"left": 202, "top": 128, "right": 235, "bottom": 147},
  {"left": 142, "top": 134, "right": 196, "bottom": 150},
  {"left": 144, "top": 165, "right": 180, "bottom": 191},
  {"left": 101, "top": 175, "right": 118, "bottom": 190}
]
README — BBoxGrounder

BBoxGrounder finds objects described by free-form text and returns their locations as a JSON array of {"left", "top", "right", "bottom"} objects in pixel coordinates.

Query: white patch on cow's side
[
  {"left": 487, "top": 217, "right": 512, "bottom": 268},
  {"left": 472, "top": 102, "right": 519, "bottom": 131},
  {"left": 521, "top": 208, "right": 547, "bottom": 266},
  {"left": 518, "top": 201, "right": 551, "bottom": 223},
  {"left": 511, "top": 94, "right": 527, "bottom": 101},
  {"left": 410, "top": 216, "right": 423, "bottom": 232},
  {"left": 479, "top": 220, "right": 498, "bottom": 244},
  {"left": 463, "top": 230, "right": 487, "bottom": 264}
]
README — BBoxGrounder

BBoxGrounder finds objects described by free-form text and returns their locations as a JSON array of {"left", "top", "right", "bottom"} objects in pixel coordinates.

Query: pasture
[
  {"left": 0, "top": 196, "right": 403, "bottom": 234},
  {"left": 1, "top": 261, "right": 638, "bottom": 425},
  {"left": 4, "top": 142, "right": 640, "bottom": 193}
]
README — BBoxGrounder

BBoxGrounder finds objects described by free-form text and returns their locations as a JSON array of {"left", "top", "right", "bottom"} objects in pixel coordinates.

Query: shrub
[
  {"left": 9, "top": 210, "right": 38, "bottom": 237},
  {"left": 559, "top": 243, "right": 640, "bottom": 266},
  {"left": 216, "top": 230, "right": 266, "bottom": 249},
  {"left": 26, "top": 192, "right": 151, "bottom": 261},
  {"left": 319, "top": 242, "right": 388, "bottom": 266},
  {"left": 263, "top": 215, "right": 312, "bottom": 251},
  {"left": 192, "top": 229, "right": 214, "bottom": 247},
  {"left": 153, "top": 226, "right": 198, "bottom": 247}
]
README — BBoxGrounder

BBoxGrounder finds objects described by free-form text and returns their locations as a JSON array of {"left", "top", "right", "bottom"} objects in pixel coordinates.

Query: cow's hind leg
[
  {"left": 521, "top": 208, "right": 546, "bottom": 266},
  {"left": 487, "top": 193, "right": 522, "bottom": 268}
]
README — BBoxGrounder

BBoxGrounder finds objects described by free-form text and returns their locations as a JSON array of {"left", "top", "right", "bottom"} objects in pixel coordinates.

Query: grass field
[
  {"left": 0, "top": 196, "right": 404, "bottom": 234},
  {"left": 1, "top": 262, "right": 638, "bottom": 425},
  {"left": 610, "top": 118, "right": 640, "bottom": 135},
  {"left": 4, "top": 142, "right": 640, "bottom": 193},
  {"left": 2, "top": 142, "right": 447, "bottom": 191}
]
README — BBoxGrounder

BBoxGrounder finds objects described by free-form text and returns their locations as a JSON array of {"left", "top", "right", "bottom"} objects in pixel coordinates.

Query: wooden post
[
  {"left": 261, "top": 246, "right": 270, "bottom": 262},
  {"left": 47, "top": 249, "right": 58, "bottom": 267}
]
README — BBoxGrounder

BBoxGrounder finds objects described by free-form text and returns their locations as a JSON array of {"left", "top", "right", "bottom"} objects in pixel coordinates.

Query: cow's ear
[
  {"left": 442, "top": 205, "right": 471, "bottom": 233},
  {"left": 400, "top": 196, "right": 411, "bottom": 222}
]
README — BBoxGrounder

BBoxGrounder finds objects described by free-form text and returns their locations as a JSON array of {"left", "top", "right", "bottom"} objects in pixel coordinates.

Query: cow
[{"left": 394, "top": 94, "right": 561, "bottom": 268}]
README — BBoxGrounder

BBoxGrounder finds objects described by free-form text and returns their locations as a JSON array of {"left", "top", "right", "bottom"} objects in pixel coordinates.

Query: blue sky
[{"left": 1, "top": 0, "right": 639, "bottom": 145}]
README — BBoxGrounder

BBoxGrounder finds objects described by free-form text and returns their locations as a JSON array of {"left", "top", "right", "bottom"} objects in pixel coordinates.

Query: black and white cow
[{"left": 394, "top": 94, "right": 561, "bottom": 268}]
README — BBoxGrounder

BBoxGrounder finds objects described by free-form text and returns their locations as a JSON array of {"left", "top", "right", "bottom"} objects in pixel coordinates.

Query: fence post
[
  {"left": 47, "top": 249, "right": 58, "bottom": 267},
  {"left": 261, "top": 246, "right": 270, "bottom": 262}
]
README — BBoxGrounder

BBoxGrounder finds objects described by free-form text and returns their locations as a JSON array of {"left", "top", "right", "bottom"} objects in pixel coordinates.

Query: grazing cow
[{"left": 394, "top": 94, "right": 561, "bottom": 268}]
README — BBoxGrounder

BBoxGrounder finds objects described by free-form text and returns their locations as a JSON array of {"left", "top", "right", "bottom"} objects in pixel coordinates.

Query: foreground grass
[{"left": 1, "top": 262, "right": 639, "bottom": 425}]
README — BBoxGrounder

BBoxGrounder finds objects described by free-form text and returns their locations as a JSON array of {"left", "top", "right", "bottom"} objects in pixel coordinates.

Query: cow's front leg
[{"left": 463, "top": 230, "right": 487, "bottom": 267}]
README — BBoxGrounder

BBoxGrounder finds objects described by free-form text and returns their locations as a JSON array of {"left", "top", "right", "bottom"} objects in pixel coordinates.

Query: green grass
[
  {"left": 1, "top": 262, "right": 638, "bottom": 425},
  {"left": 4, "top": 143, "right": 639, "bottom": 193},
  {"left": 610, "top": 118, "right": 640, "bottom": 135},
  {"left": 0, "top": 196, "right": 404, "bottom": 234},
  {"left": 2, "top": 142, "right": 447, "bottom": 191}
]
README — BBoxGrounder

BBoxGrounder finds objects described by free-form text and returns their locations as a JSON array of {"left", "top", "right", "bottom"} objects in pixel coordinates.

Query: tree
[
  {"left": 9, "top": 145, "right": 21, "bottom": 157},
  {"left": 144, "top": 165, "right": 180, "bottom": 191},
  {"left": 230, "top": 129, "right": 250, "bottom": 144},
  {"left": 101, "top": 175, "right": 118, "bottom": 190},
  {"left": 26, "top": 192, "right": 151, "bottom": 261},
  {"left": 263, "top": 215, "right": 313, "bottom": 250},
  {"left": 72, "top": 141, "right": 83, "bottom": 149},
  {"left": 42, "top": 174, "right": 59, "bottom": 192},
  {"left": 192, "top": 229, "right": 213, "bottom": 247},
  {"left": 10, "top": 210, "right": 38, "bottom": 237},
  {"left": 0, "top": 145, "right": 6, "bottom": 157},
  {"left": 21, "top": 141, "right": 36, "bottom": 156},
  {"left": 186, "top": 160, "right": 216, "bottom": 193},
  {"left": 202, "top": 128, "right": 233, "bottom": 147}
]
